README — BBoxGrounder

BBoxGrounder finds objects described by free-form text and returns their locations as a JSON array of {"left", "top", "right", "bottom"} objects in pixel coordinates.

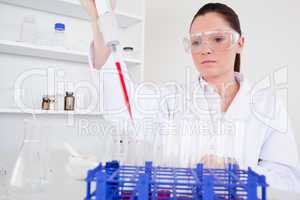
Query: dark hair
[{"left": 190, "top": 3, "right": 242, "bottom": 72}]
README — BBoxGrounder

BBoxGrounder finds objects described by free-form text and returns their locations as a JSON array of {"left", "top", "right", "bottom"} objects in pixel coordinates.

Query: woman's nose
[{"left": 200, "top": 41, "right": 213, "bottom": 55}]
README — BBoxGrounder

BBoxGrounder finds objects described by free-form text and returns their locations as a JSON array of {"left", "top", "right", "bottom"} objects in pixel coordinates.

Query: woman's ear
[{"left": 237, "top": 36, "right": 245, "bottom": 54}]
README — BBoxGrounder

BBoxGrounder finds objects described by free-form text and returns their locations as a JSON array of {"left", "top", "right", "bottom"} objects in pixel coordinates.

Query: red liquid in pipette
[{"left": 115, "top": 61, "right": 133, "bottom": 120}]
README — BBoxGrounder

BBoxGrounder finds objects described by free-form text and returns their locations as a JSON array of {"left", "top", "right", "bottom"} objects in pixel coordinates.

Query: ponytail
[{"left": 234, "top": 53, "right": 241, "bottom": 72}]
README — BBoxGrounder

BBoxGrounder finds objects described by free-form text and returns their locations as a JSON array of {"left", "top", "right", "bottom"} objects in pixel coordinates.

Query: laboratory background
[{"left": 0, "top": 0, "right": 300, "bottom": 199}]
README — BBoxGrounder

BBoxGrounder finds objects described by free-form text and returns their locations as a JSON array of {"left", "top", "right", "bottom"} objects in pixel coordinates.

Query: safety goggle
[{"left": 183, "top": 31, "right": 240, "bottom": 53}]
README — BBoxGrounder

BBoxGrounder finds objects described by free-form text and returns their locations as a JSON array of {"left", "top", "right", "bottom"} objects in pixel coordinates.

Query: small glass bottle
[
  {"left": 122, "top": 46, "right": 134, "bottom": 59},
  {"left": 19, "top": 15, "right": 37, "bottom": 44},
  {"left": 53, "top": 23, "right": 66, "bottom": 49},
  {"left": 64, "top": 92, "right": 75, "bottom": 111},
  {"left": 41, "top": 96, "right": 50, "bottom": 110},
  {"left": 48, "top": 96, "right": 56, "bottom": 111}
]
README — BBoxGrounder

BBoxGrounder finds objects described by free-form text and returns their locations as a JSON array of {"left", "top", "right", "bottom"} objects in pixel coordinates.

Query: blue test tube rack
[{"left": 85, "top": 161, "right": 268, "bottom": 200}]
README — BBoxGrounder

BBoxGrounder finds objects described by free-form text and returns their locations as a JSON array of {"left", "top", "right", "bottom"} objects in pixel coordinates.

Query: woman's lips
[{"left": 201, "top": 60, "right": 217, "bottom": 64}]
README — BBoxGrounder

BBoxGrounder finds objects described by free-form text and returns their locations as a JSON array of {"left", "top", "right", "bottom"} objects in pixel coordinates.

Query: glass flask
[
  {"left": 9, "top": 119, "right": 48, "bottom": 200},
  {"left": 19, "top": 15, "right": 37, "bottom": 44},
  {"left": 53, "top": 23, "right": 66, "bottom": 49},
  {"left": 0, "top": 166, "right": 9, "bottom": 200}
]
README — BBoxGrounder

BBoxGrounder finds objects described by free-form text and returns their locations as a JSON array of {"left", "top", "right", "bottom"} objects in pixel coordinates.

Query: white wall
[
  {"left": 145, "top": 0, "right": 300, "bottom": 154},
  {"left": 0, "top": 4, "right": 103, "bottom": 196}
]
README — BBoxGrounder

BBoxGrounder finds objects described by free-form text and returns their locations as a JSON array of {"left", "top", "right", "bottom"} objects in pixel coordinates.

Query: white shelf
[
  {"left": 0, "top": 40, "right": 87, "bottom": 62},
  {"left": 114, "top": 10, "right": 143, "bottom": 28},
  {"left": 0, "top": 108, "right": 104, "bottom": 116},
  {"left": 0, "top": 40, "right": 142, "bottom": 66},
  {"left": 0, "top": 0, "right": 142, "bottom": 28}
]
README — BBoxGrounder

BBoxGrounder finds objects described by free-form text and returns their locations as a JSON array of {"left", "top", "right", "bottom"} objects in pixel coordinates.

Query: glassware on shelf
[
  {"left": 122, "top": 46, "right": 140, "bottom": 59},
  {"left": 48, "top": 96, "right": 56, "bottom": 111},
  {"left": 19, "top": 15, "right": 37, "bottom": 44},
  {"left": 53, "top": 23, "right": 66, "bottom": 49},
  {"left": 41, "top": 96, "right": 50, "bottom": 110},
  {"left": 123, "top": 46, "right": 134, "bottom": 57},
  {"left": 55, "top": 93, "right": 64, "bottom": 111},
  {"left": 36, "top": 28, "right": 51, "bottom": 47},
  {"left": 75, "top": 92, "right": 86, "bottom": 112},
  {"left": 64, "top": 92, "right": 75, "bottom": 111}
]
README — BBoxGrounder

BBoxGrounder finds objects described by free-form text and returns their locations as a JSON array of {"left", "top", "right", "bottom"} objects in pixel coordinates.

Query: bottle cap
[
  {"left": 55, "top": 23, "right": 65, "bottom": 31},
  {"left": 123, "top": 47, "right": 134, "bottom": 52},
  {"left": 66, "top": 91, "right": 74, "bottom": 96}
]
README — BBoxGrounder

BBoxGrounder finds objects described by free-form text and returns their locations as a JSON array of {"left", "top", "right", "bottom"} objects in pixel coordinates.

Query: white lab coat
[{"left": 88, "top": 44, "right": 300, "bottom": 192}]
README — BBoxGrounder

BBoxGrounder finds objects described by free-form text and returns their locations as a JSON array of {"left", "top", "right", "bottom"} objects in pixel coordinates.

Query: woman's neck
[{"left": 203, "top": 71, "right": 240, "bottom": 112}]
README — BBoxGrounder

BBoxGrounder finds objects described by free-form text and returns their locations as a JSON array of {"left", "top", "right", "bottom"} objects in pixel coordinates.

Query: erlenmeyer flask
[
  {"left": 0, "top": 167, "right": 9, "bottom": 200},
  {"left": 9, "top": 119, "right": 47, "bottom": 200}
]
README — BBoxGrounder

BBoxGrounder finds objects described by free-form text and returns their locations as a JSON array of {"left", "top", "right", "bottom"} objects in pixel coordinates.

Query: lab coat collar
[
  {"left": 197, "top": 72, "right": 252, "bottom": 121},
  {"left": 198, "top": 72, "right": 244, "bottom": 92}
]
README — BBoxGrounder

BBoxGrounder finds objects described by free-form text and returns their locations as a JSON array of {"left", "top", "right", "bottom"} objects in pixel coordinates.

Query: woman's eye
[
  {"left": 214, "top": 37, "right": 225, "bottom": 42},
  {"left": 192, "top": 41, "right": 200, "bottom": 46}
]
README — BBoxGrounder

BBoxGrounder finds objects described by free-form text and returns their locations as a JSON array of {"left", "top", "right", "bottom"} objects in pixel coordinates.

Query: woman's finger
[{"left": 201, "top": 154, "right": 228, "bottom": 168}]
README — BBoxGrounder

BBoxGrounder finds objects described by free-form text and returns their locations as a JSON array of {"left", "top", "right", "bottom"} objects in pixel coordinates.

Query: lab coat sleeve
[
  {"left": 252, "top": 95, "right": 300, "bottom": 192},
  {"left": 88, "top": 41, "right": 134, "bottom": 119},
  {"left": 252, "top": 160, "right": 300, "bottom": 192}
]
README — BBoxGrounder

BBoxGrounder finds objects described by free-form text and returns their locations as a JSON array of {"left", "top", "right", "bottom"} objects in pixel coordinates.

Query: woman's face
[{"left": 190, "top": 12, "right": 244, "bottom": 79}]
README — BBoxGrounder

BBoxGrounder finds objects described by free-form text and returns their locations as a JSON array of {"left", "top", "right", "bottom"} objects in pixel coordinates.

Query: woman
[{"left": 81, "top": 1, "right": 300, "bottom": 191}]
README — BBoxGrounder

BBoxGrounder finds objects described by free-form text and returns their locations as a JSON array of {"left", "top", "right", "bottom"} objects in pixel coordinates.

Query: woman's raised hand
[{"left": 80, "top": 0, "right": 99, "bottom": 20}]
